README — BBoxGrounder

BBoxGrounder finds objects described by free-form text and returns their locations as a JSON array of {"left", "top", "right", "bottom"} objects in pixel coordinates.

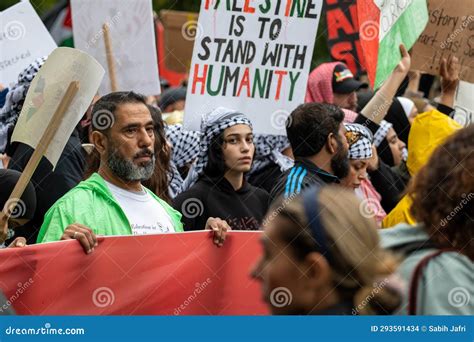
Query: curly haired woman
[{"left": 381, "top": 125, "right": 474, "bottom": 315}]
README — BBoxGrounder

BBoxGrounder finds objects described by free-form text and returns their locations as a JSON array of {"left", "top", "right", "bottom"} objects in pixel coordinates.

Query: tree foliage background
[{"left": 1, "top": 0, "right": 330, "bottom": 68}]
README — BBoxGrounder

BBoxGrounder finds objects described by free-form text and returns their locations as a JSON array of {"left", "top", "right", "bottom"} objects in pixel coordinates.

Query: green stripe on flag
[{"left": 374, "top": 0, "right": 428, "bottom": 89}]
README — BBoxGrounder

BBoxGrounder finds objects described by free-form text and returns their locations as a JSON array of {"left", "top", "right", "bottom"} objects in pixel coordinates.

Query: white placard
[
  {"left": 11, "top": 47, "right": 105, "bottom": 167},
  {"left": 184, "top": 0, "right": 322, "bottom": 135},
  {"left": 0, "top": 1, "right": 57, "bottom": 88},
  {"left": 70, "top": 0, "right": 160, "bottom": 96}
]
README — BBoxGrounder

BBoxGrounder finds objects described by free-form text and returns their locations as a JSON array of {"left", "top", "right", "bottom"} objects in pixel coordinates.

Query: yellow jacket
[{"left": 382, "top": 110, "right": 461, "bottom": 228}]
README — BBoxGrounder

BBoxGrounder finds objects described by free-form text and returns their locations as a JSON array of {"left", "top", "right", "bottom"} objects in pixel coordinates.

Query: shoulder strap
[
  {"left": 389, "top": 239, "right": 437, "bottom": 256},
  {"left": 408, "top": 248, "right": 457, "bottom": 315}
]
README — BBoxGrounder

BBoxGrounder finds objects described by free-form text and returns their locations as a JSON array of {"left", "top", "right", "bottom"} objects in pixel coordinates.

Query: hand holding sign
[{"left": 440, "top": 55, "right": 461, "bottom": 95}]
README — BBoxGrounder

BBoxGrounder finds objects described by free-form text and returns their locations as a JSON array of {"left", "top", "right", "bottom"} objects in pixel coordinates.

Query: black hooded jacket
[{"left": 173, "top": 175, "right": 269, "bottom": 231}]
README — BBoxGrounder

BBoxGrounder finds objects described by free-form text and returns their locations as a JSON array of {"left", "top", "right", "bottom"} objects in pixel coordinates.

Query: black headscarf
[{"left": 385, "top": 98, "right": 411, "bottom": 145}]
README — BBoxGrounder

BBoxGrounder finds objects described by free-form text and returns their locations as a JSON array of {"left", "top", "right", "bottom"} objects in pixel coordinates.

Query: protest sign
[
  {"left": 325, "top": 0, "right": 366, "bottom": 77},
  {"left": 11, "top": 47, "right": 104, "bottom": 168},
  {"left": 357, "top": 0, "right": 428, "bottom": 89},
  {"left": 411, "top": 0, "right": 474, "bottom": 83},
  {"left": 453, "top": 81, "right": 474, "bottom": 126},
  {"left": 71, "top": 0, "right": 160, "bottom": 95},
  {"left": 0, "top": 1, "right": 57, "bottom": 88},
  {"left": 160, "top": 10, "right": 198, "bottom": 74},
  {"left": 184, "top": 0, "right": 323, "bottom": 135},
  {"left": 0, "top": 232, "right": 267, "bottom": 315}
]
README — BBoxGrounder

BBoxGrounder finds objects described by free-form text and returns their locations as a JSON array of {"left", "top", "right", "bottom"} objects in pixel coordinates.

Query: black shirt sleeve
[
  {"left": 354, "top": 114, "right": 381, "bottom": 135},
  {"left": 436, "top": 103, "right": 455, "bottom": 117}
]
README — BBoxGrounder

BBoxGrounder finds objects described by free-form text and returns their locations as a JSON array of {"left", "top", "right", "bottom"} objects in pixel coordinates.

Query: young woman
[
  {"left": 173, "top": 107, "right": 269, "bottom": 231},
  {"left": 341, "top": 123, "right": 386, "bottom": 225},
  {"left": 251, "top": 185, "right": 402, "bottom": 315}
]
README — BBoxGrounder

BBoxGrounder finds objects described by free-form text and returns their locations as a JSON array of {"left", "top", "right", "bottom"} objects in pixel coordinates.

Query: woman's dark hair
[
  {"left": 409, "top": 125, "right": 474, "bottom": 260},
  {"left": 202, "top": 133, "right": 226, "bottom": 179},
  {"left": 141, "top": 105, "right": 171, "bottom": 203}
]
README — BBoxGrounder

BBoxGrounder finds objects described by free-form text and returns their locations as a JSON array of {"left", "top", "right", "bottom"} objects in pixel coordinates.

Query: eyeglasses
[{"left": 345, "top": 131, "right": 362, "bottom": 146}]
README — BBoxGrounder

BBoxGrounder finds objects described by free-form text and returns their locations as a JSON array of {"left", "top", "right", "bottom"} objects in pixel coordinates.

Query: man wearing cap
[{"left": 305, "top": 62, "right": 367, "bottom": 112}]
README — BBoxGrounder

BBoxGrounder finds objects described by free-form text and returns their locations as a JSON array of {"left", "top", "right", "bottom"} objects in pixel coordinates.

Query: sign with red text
[
  {"left": 325, "top": 0, "right": 366, "bottom": 77},
  {"left": 0, "top": 232, "right": 267, "bottom": 315},
  {"left": 184, "top": 0, "right": 322, "bottom": 134}
]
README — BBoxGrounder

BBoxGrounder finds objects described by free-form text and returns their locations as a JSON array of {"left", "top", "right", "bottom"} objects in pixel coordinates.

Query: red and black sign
[{"left": 325, "top": 0, "right": 366, "bottom": 77}]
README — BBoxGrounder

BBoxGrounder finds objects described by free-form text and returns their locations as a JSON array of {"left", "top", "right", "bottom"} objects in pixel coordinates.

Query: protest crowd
[{"left": 0, "top": 0, "right": 472, "bottom": 317}]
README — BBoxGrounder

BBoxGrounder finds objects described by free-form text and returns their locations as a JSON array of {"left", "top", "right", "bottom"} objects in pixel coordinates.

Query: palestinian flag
[
  {"left": 42, "top": 0, "right": 74, "bottom": 47},
  {"left": 357, "top": 0, "right": 428, "bottom": 89}
]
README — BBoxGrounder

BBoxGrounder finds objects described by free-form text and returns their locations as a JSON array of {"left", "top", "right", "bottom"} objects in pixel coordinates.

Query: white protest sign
[
  {"left": 454, "top": 81, "right": 474, "bottom": 127},
  {"left": 11, "top": 47, "right": 105, "bottom": 167},
  {"left": 70, "top": 0, "right": 160, "bottom": 96},
  {"left": 0, "top": 1, "right": 57, "bottom": 88},
  {"left": 184, "top": 0, "right": 323, "bottom": 135}
]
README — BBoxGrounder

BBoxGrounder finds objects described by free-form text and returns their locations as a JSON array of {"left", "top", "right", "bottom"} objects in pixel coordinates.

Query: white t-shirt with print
[{"left": 105, "top": 181, "right": 176, "bottom": 235}]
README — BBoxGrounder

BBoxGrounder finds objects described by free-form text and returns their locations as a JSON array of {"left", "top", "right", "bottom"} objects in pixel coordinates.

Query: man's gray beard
[{"left": 107, "top": 149, "right": 155, "bottom": 182}]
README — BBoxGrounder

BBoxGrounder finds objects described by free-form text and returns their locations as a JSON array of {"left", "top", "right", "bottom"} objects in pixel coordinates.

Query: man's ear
[
  {"left": 326, "top": 133, "right": 338, "bottom": 155},
  {"left": 91, "top": 131, "right": 108, "bottom": 155}
]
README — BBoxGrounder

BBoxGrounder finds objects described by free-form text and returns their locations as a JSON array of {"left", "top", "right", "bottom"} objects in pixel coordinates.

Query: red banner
[
  {"left": 0, "top": 232, "right": 268, "bottom": 315},
  {"left": 325, "top": 0, "right": 366, "bottom": 76}
]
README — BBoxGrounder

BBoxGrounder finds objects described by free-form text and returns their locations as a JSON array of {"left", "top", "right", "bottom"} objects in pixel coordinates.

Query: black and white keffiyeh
[
  {"left": 165, "top": 124, "right": 201, "bottom": 168},
  {"left": 0, "top": 57, "right": 47, "bottom": 153},
  {"left": 249, "top": 134, "right": 293, "bottom": 175},
  {"left": 183, "top": 107, "right": 252, "bottom": 190},
  {"left": 373, "top": 120, "right": 392, "bottom": 148},
  {"left": 344, "top": 123, "right": 373, "bottom": 160}
]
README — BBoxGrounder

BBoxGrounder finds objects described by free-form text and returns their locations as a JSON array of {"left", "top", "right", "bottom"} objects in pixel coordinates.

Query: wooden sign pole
[
  {"left": 103, "top": 23, "right": 118, "bottom": 92},
  {"left": 0, "top": 81, "right": 80, "bottom": 241}
]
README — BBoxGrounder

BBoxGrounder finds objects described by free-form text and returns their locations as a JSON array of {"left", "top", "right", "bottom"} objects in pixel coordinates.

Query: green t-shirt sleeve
[{"left": 37, "top": 204, "right": 74, "bottom": 243}]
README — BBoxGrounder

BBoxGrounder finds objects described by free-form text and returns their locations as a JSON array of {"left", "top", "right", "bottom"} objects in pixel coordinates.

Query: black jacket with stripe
[{"left": 269, "top": 158, "right": 339, "bottom": 204}]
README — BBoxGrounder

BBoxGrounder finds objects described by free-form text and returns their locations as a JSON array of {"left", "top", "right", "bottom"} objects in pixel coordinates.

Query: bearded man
[
  {"left": 37, "top": 92, "right": 229, "bottom": 252},
  {"left": 269, "top": 103, "right": 350, "bottom": 203}
]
